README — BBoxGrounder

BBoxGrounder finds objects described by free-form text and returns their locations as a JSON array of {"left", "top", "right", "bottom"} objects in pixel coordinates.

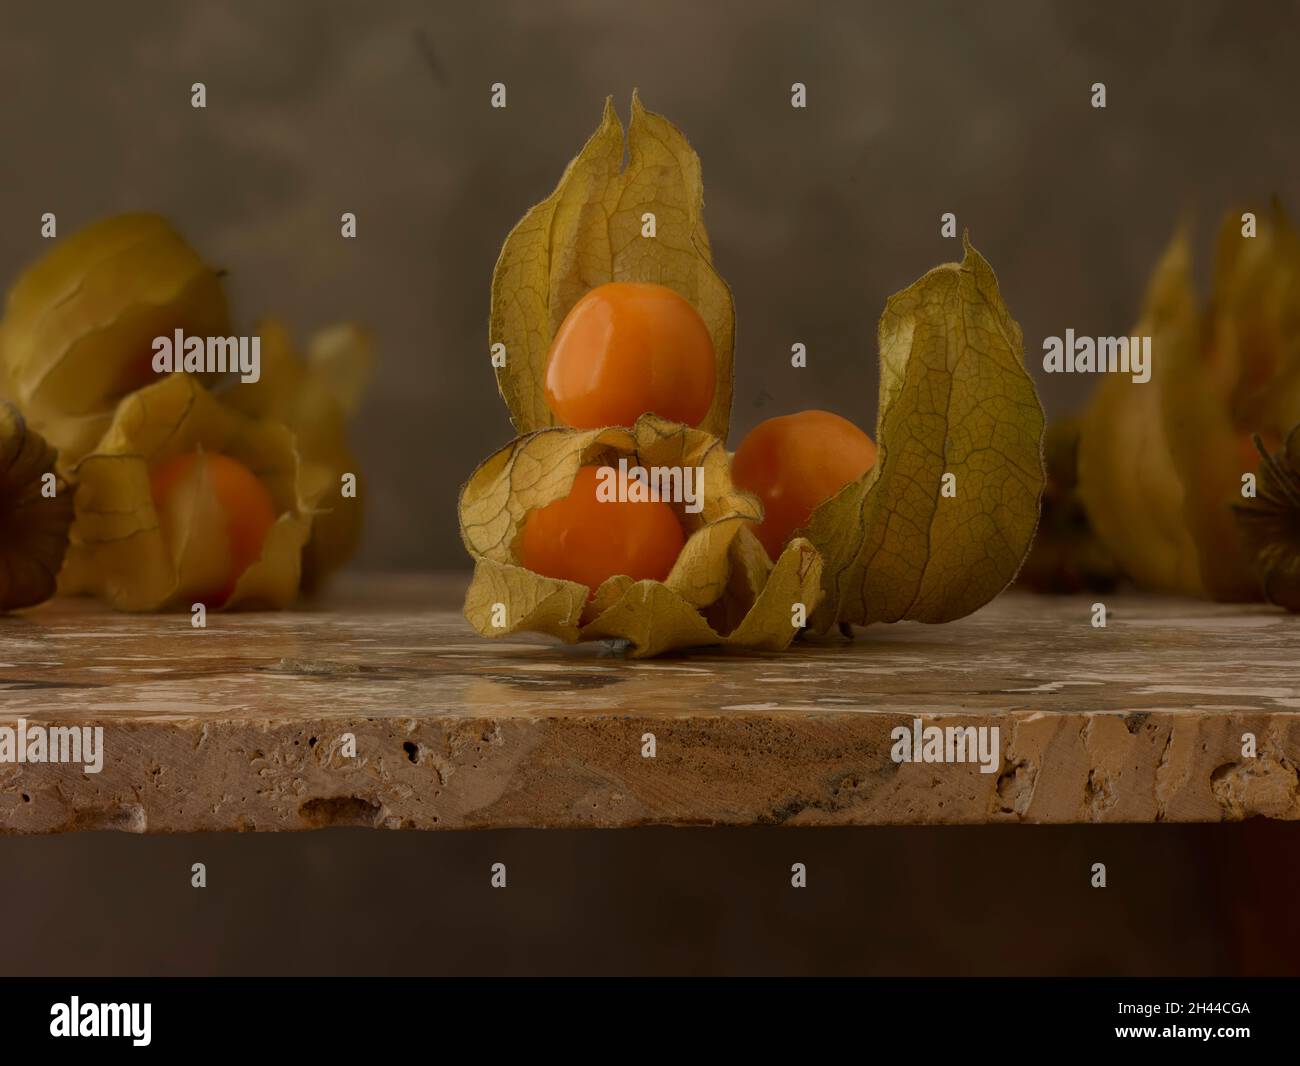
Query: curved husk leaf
[
  {"left": 0, "top": 213, "right": 229, "bottom": 466},
  {"left": 458, "top": 414, "right": 822, "bottom": 656},
  {"left": 803, "top": 234, "right": 1045, "bottom": 630},
  {"left": 0, "top": 400, "right": 73, "bottom": 610},
  {"left": 489, "top": 92, "right": 734, "bottom": 440},
  {"left": 222, "top": 318, "right": 371, "bottom": 588},
  {"left": 59, "top": 373, "right": 319, "bottom": 611}
]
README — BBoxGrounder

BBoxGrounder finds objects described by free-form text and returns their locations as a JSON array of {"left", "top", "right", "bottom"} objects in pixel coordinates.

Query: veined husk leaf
[
  {"left": 803, "top": 234, "right": 1046, "bottom": 630},
  {"left": 458, "top": 414, "right": 822, "bottom": 656},
  {"left": 0, "top": 400, "right": 73, "bottom": 610},
  {"left": 1079, "top": 204, "right": 1300, "bottom": 600},
  {"left": 59, "top": 373, "right": 320, "bottom": 611},
  {"left": 0, "top": 213, "right": 229, "bottom": 466},
  {"left": 221, "top": 318, "right": 372, "bottom": 587},
  {"left": 489, "top": 92, "right": 734, "bottom": 440}
]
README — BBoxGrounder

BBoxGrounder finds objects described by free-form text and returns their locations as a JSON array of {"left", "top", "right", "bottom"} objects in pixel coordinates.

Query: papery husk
[
  {"left": 1234, "top": 424, "right": 1300, "bottom": 611},
  {"left": 0, "top": 213, "right": 229, "bottom": 466},
  {"left": 489, "top": 92, "right": 734, "bottom": 440},
  {"left": 0, "top": 400, "right": 73, "bottom": 610},
  {"left": 459, "top": 414, "right": 822, "bottom": 656},
  {"left": 59, "top": 373, "right": 320, "bottom": 611},
  {"left": 802, "top": 234, "right": 1046, "bottom": 631},
  {"left": 222, "top": 318, "right": 371, "bottom": 587},
  {"left": 1079, "top": 205, "right": 1300, "bottom": 600}
]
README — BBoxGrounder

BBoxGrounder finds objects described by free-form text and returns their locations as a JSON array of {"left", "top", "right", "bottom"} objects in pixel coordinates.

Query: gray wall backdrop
[{"left": 1, "top": 0, "right": 1297, "bottom": 571}]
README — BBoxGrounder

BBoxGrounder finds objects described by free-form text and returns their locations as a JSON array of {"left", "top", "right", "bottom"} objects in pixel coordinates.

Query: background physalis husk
[
  {"left": 0, "top": 213, "right": 229, "bottom": 467},
  {"left": 1235, "top": 424, "right": 1300, "bottom": 610},
  {"left": 1078, "top": 204, "right": 1300, "bottom": 601},
  {"left": 490, "top": 91, "right": 734, "bottom": 440},
  {"left": 0, "top": 400, "right": 73, "bottom": 610},
  {"left": 222, "top": 318, "right": 372, "bottom": 589},
  {"left": 459, "top": 414, "right": 823, "bottom": 657},
  {"left": 800, "top": 235, "right": 1046, "bottom": 631},
  {"left": 59, "top": 373, "right": 319, "bottom": 611}
]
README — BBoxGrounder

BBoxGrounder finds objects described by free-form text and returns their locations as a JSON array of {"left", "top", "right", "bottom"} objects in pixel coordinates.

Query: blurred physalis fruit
[
  {"left": 60, "top": 373, "right": 316, "bottom": 612},
  {"left": 0, "top": 213, "right": 229, "bottom": 465},
  {"left": 519, "top": 464, "right": 686, "bottom": 594},
  {"left": 544, "top": 282, "right": 716, "bottom": 429},
  {"left": 149, "top": 451, "right": 278, "bottom": 607},
  {"left": 0, "top": 400, "right": 73, "bottom": 611},
  {"left": 732, "top": 410, "right": 877, "bottom": 560}
]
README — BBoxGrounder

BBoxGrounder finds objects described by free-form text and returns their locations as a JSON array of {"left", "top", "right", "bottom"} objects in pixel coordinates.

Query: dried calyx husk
[
  {"left": 459, "top": 414, "right": 823, "bottom": 657},
  {"left": 221, "top": 318, "right": 373, "bottom": 589},
  {"left": 0, "top": 401, "right": 73, "bottom": 611},
  {"left": 798, "top": 235, "right": 1045, "bottom": 631},
  {"left": 468, "top": 94, "right": 1046, "bottom": 655},
  {"left": 0, "top": 213, "right": 374, "bottom": 611},
  {"left": 491, "top": 91, "right": 734, "bottom": 441},
  {"left": 1234, "top": 424, "right": 1300, "bottom": 610},
  {"left": 59, "top": 373, "right": 320, "bottom": 611},
  {"left": 0, "top": 213, "right": 229, "bottom": 468},
  {"left": 1078, "top": 203, "right": 1300, "bottom": 601}
]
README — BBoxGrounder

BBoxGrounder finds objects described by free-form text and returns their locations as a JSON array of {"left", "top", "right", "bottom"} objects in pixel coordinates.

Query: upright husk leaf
[
  {"left": 1078, "top": 205, "right": 1300, "bottom": 601},
  {"left": 458, "top": 414, "right": 822, "bottom": 656},
  {"left": 489, "top": 92, "right": 734, "bottom": 439},
  {"left": 1077, "top": 227, "right": 1206, "bottom": 595},
  {"left": 1235, "top": 424, "right": 1300, "bottom": 610},
  {"left": 804, "top": 235, "right": 1045, "bottom": 630}
]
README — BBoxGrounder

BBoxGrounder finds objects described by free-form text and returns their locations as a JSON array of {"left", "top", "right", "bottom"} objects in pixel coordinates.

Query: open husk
[
  {"left": 468, "top": 95, "right": 1046, "bottom": 655},
  {"left": 490, "top": 92, "right": 734, "bottom": 441},
  {"left": 459, "top": 414, "right": 822, "bottom": 657},
  {"left": 59, "top": 373, "right": 320, "bottom": 611}
]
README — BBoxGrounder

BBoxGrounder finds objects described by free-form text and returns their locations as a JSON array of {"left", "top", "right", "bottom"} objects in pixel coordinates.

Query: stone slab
[{"left": 1, "top": 576, "right": 1298, "bottom": 831}]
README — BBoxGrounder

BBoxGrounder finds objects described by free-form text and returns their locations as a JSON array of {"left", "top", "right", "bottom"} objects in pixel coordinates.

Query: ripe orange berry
[
  {"left": 149, "top": 451, "right": 278, "bottom": 605},
  {"left": 543, "top": 282, "right": 715, "bottom": 429},
  {"left": 519, "top": 465, "right": 685, "bottom": 593},
  {"left": 731, "top": 410, "right": 877, "bottom": 560}
]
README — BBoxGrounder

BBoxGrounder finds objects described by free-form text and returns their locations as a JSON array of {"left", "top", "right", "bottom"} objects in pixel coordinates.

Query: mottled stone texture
[{"left": 2, "top": 577, "right": 1298, "bottom": 832}]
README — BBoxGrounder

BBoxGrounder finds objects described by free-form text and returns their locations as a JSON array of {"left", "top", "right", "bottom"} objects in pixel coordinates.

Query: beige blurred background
[{"left": 2, "top": 0, "right": 1297, "bottom": 570}]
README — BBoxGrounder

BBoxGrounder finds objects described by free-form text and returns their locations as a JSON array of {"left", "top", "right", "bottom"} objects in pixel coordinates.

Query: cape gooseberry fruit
[
  {"left": 519, "top": 465, "right": 685, "bottom": 594},
  {"left": 149, "top": 451, "right": 278, "bottom": 606},
  {"left": 731, "top": 409, "right": 877, "bottom": 560},
  {"left": 543, "top": 282, "right": 715, "bottom": 429}
]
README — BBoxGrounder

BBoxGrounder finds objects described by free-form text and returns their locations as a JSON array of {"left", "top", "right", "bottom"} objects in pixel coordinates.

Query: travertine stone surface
[{"left": 2, "top": 576, "right": 1298, "bottom": 832}]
